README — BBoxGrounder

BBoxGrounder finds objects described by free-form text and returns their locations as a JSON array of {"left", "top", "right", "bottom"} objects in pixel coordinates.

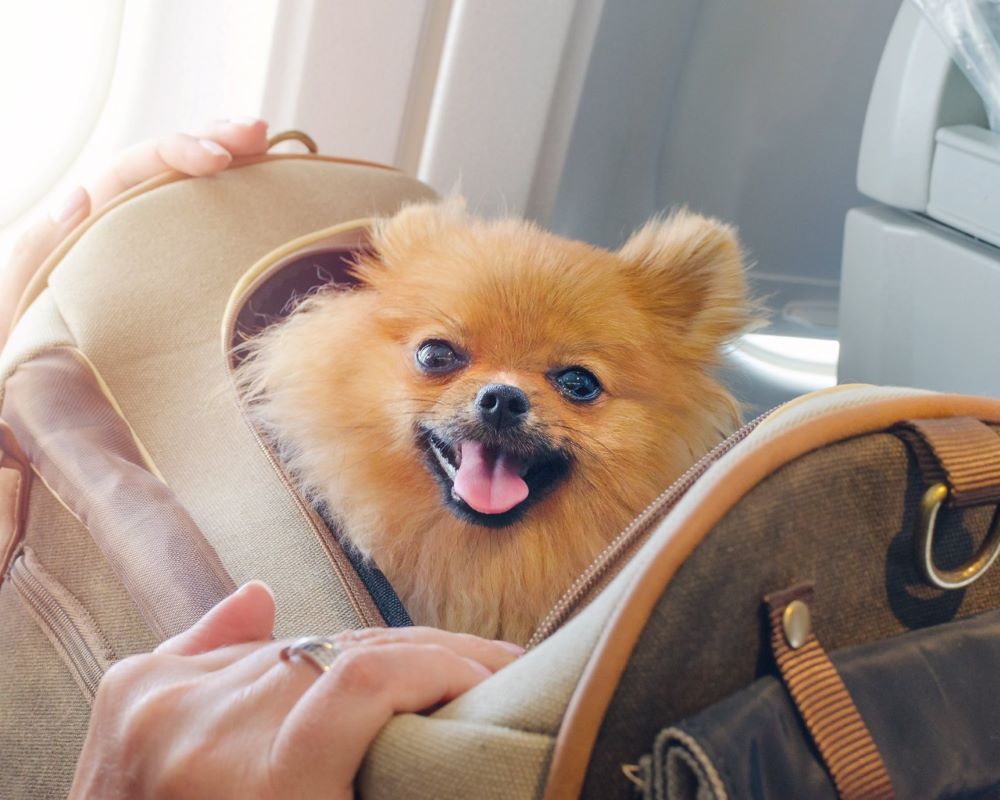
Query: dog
[{"left": 238, "top": 199, "right": 755, "bottom": 643}]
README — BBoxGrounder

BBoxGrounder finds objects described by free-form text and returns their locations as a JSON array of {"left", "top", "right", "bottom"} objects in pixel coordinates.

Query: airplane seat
[{"left": 839, "top": 1, "right": 1000, "bottom": 397}]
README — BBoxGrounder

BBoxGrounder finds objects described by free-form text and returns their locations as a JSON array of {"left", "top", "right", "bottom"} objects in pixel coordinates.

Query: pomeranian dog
[{"left": 239, "top": 199, "right": 754, "bottom": 643}]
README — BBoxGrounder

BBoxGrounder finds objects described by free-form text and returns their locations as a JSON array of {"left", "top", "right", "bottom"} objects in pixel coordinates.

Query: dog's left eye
[
  {"left": 553, "top": 367, "right": 602, "bottom": 402},
  {"left": 415, "top": 340, "right": 465, "bottom": 374}
]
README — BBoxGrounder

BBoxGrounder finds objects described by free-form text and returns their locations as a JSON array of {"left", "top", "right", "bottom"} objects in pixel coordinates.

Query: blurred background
[{"left": 2, "top": 0, "right": 997, "bottom": 411}]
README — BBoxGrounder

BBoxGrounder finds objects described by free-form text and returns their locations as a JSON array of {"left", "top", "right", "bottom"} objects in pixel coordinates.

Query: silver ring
[{"left": 280, "top": 636, "right": 342, "bottom": 673}]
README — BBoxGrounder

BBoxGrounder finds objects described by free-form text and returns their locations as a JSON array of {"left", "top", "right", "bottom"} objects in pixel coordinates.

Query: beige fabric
[
  {"left": 360, "top": 527, "right": 650, "bottom": 799},
  {"left": 0, "top": 582, "right": 91, "bottom": 799},
  {"left": 360, "top": 716, "right": 553, "bottom": 799},
  {"left": 438, "top": 569, "right": 637, "bottom": 732},
  {"left": 0, "top": 289, "right": 75, "bottom": 396}
]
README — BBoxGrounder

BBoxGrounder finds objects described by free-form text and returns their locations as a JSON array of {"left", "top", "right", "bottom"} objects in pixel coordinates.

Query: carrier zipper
[
  {"left": 526, "top": 406, "right": 780, "bottom": 648},
  {"left": 231, "top": 401, "right": 385, "bottom": 629},
  {"left": 9, "top": 550, "right": 115, "bottom": 699}
]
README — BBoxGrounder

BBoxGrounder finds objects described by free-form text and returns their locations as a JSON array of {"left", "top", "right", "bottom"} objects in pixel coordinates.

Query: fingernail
[
  {"left": 230, "top": 116, "right": 262, "bottom": 127},
  {"left": 49, "top": 186, "right": 87, "bottom": 224},
  {"left": 495, "top": 641, "right": 526, "bottom": 656},
  {"left": 237, "top": 580, "right": 274, "bottom": 599},
  {"left": 198, "top": 138, "right": 230, "bottom": 157}
]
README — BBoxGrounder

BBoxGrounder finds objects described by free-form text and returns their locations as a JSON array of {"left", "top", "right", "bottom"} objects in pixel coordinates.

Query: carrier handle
[
  {"left": 267, "top": 129, "right": 319, "bottom": 154},
  {"left": 897, "top": 417, "right": 1000, "bottom": 590}
]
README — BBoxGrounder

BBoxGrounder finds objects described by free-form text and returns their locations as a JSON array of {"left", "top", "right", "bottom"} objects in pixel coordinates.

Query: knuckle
[
  {"left": 98, "top": 653, "right": 158, "bottom": 700},
  {"left": 154, "top": 739, "right": 218, "bottom": 798},
  {"left": 125, "top": 680, "right": 188, "bottom": 739},
  {"left": 328, "top": 647, "right": 388, "bottom": 695}
]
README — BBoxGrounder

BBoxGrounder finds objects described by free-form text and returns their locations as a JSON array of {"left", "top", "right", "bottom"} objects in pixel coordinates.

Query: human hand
[
  {"left": 0, "top": 118, "right": 270, "bottom": 349},
  {"left": 69, "top": 581, "right": 521, "bottom": 799}
]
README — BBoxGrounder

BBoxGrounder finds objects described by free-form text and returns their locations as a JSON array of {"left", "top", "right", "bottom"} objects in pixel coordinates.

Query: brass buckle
[
  {"left": 266, "top": 130, "right": 319, "bottom": 154},
  {"left": 915, "top": 482, "right": 1000, "bottom": 589}
]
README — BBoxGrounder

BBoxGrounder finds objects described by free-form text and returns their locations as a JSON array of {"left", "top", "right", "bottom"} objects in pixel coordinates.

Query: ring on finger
[{"left": 280, "top": 636, "right": 342, "bottom": 674}]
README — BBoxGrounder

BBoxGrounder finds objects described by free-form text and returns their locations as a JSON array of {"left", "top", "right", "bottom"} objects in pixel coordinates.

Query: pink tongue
[{"left": 453, "top": 440, "right": 529, "bottom": 515}]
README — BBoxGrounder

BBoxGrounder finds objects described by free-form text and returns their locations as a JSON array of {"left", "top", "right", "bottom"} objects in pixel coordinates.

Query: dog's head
[{"left": 239, "top": 199, "right": 755, "bottom": 635}]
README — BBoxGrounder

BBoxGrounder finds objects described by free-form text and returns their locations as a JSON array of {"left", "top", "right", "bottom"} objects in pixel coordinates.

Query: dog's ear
[
  {"left": 353, "top": 197, "right": 468, "bottom": 286},
  {"left": 618, "top": 209, "right": 758, "bottom": 357}
]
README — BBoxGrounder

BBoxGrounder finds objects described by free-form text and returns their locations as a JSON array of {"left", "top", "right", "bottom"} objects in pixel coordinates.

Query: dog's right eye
[{"left": 415, "top": 340, "right": 465, "bottom": 374}]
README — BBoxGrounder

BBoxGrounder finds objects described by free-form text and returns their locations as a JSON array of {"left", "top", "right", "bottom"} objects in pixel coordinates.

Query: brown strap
[
  {"left": 898, "top": 417, "right": 1000, "bottom": 507},
  {"left": 765, "top": 584, "right": 894, "bottom": 800},
  {"left": 0, "top": 420, "right": 31, "bottom": 585}
]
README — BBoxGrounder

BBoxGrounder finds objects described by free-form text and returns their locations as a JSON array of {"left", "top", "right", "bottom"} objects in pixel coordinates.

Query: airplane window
[
  {"left": 0, "top": 2, "right": 123, "bottom": 227},
  {"left": 734, "top": 334, "right": 839, "bottom": 391}
]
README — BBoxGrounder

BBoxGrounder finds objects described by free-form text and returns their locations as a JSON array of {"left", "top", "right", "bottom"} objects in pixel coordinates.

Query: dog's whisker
[{"left": 546, "top": 423, "right": 617, "bottom": 459}]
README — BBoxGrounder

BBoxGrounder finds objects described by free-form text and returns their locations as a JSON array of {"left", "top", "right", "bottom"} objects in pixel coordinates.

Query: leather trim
[
  {"left": 543, "top": 393, "right": 1000, "bottom": 800},
  {"left": 11, "top": 152, "right": 400, "bottom": 327},
  {"left": 0, "top": 419, "right": 31, "bottom": 586},
  {"left": 221, "top": 221, "right": 373, "bottom": 360}
]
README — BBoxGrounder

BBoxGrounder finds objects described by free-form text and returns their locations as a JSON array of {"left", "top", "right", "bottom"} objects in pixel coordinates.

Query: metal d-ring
[
  {"left": 914, "top": 482, "right": 1000, "bottom": 590},
  {"left": 267, "top": 130, "right": 319, "bottom": 154}
]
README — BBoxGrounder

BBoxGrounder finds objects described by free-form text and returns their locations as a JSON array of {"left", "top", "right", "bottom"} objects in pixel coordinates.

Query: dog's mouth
[{"left": 418, "top": 428, "right": 570, "bottom": 528}]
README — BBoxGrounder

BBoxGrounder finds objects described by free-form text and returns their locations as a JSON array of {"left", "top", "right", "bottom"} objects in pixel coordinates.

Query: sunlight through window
[{"left": 0, "top": 2, "right": 123, "bottom": 227}]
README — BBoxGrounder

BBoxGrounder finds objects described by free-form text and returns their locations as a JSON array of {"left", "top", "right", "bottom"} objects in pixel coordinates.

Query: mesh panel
[
  {"left": 3, "top": 348, "right": 236, "bottom": 640},
  {"left": 360, "top": 715, "right": 553, "bottom": 799}
]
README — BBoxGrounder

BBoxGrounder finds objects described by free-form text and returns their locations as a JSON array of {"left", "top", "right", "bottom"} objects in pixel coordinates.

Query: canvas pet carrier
[{"left": 2, "top": 137, "right": 1000, "bottom": 799}]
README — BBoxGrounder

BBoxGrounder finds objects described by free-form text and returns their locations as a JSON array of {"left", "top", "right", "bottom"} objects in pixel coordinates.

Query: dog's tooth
[{"left": 429, "top": 436, "right": 457, "bottom": 480}]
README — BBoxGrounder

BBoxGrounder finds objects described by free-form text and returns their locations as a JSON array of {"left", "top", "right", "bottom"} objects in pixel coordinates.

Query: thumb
[
  {"left": 2, "top": 186, "right": 92, "bottom": 343},
  {"left": 155, "top": 581, "right": 276, "bottom": 656}
]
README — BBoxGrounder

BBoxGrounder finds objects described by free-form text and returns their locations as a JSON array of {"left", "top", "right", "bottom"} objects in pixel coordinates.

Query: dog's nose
[{"left": 475, "top": 384, "right": 530, "bottom": 430}]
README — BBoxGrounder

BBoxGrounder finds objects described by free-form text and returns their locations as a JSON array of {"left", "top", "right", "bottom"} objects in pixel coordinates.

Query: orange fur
[{"left": 239, "top": 200, "right": 756, "bottom": 643}]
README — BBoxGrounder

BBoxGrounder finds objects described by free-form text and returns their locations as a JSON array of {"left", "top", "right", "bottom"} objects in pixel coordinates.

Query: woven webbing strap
[
  {"left": 898, "top": 417, "right": 1000, "bottom": 508},
  {"left": 765, "top": 584, "right": 894, "bottom": 800}
]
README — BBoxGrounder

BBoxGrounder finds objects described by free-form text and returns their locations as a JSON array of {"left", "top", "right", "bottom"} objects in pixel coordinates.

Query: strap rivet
[{"left": 782, "top": 600, "right": 811, "bottom": 649}]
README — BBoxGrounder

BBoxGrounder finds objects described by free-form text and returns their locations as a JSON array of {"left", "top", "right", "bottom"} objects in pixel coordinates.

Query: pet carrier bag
[{"left": 2, "top": 136, "right": 1000, "bottom": 799}]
